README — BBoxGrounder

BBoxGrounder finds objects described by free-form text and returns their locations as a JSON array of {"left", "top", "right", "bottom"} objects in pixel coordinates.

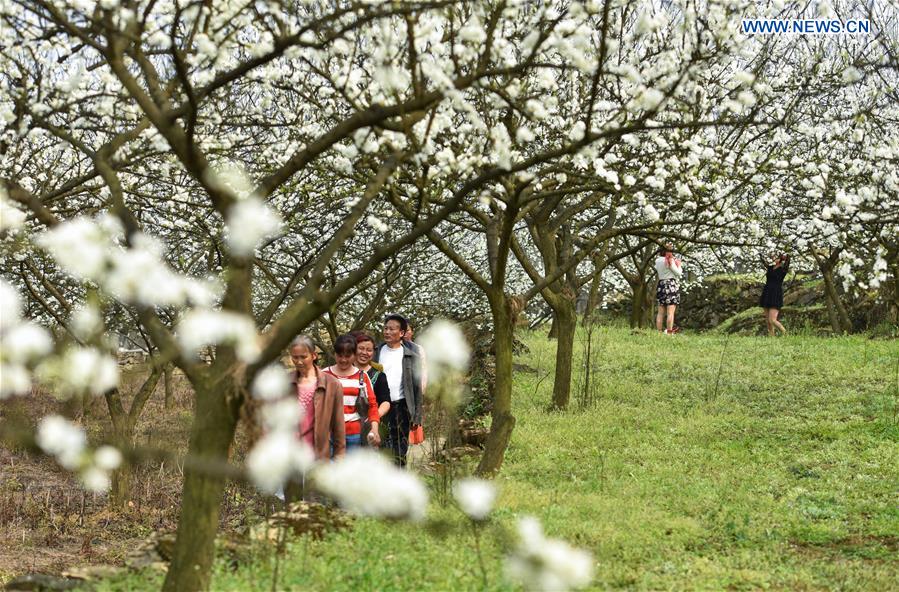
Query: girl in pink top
[{"left": 290, "top": 336, "right": 318, "bottom": 448}]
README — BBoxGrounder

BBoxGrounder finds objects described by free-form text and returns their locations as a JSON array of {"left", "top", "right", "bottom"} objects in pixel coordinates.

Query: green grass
[{"left": 97, "top": 328, "right": 899, "bottom": 591}]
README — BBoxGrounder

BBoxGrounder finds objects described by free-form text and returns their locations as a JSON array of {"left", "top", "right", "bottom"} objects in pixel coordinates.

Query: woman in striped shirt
[{"left": 324, "top": 334, "right": 381, "bottom": 450}]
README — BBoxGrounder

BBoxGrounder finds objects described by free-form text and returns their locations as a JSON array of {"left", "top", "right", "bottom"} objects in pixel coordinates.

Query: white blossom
[
  {"left": 737, "top": 90, "right": 756, "bottom": 107},
  {"left": 252, "top": 365, "right": 290, "bottom": 401},
  {"left": 2, "top": 324, "right": 52, "bottom": 364},
  {"left": 643, "top": 203, "right": 660, "bottom": 222},
  {"left": 247, "top": 431, "right": 314, "bottom": 494},
  {"left": 635, "top": 12, "right": 664, "bottom": 35},
  {"left": 36, "top": 415, "right": 86, "bottom": 470},
  {"left": 94, "top": 445, "right": 123, "bottom": 471},
  {"left": 204, "top": 162, "right": 255, "bottom": 200},
  {"left": 490, "top": 125, "right": 513, "bottom": 170},
  {"left": 631, "top": 87, "right": 665, "bottom": 112},
  {"left": 0, "top": 363, "right": 31, "bottom": 398},
  {"left": 366, "top": 215, "right": 388, "bottom": 233},
  {"left": 36, "top": 216, "right": 118, "bottom": 280},
  {"left": 0, "top": 189, "right": 26, "bottom": 230},
  {"left": 516, "top": 126, "right": 535, "bottom": 144},
  {"left": 259, "top": 398, "right": 303, "bottom": 433},
  {"left": 841, "top": 66, "right": 862, "bottom": 84},
  {"left": 177, "top": 309, "right": 260, "bottom": 363},
  {"left": 81, "top": 467, "right": 111, "bottom": 492},
  {"left": 453, "top": 478, "right": 496, "bottom": 521},
  {"left": 313, "top": 450, "right": 428, "bottom": 520},
  {"left": 0, "top": 279, "right": 22, "bottom": 330},
  {"left": 417, "top": 320, "right": 470, "bottom": 381},
  {"left": 146, "top": 30, "right": 172, "bottom": 50},
  {"left": 568, "top": 121, "right": 586, "bottom": 142},
  {"left": 36, "top": 347, "right": 119, "bottom": 398},
  {"left": 225, "top": 198, "right": 283, "bottom": 257},
  {"left": 105, "top": 234, "right": 191, "bottom": 306},
  {"left": 505, "top": 516, "right": 595, "bottom": 591},
  {"left": 70, "top": 305, "right": 103, "bottom": 340}
]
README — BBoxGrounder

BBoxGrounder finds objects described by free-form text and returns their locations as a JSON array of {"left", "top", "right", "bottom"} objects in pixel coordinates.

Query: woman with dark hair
[
  {"left": 654, "top": 245, "right": 683, "bottom": 334},
  {"left": 760, "top": 253, "right": 790, "bottom": 336},
  {"left": 323, "top": 334, "right": 380, "bottom": 450},
  {"left": 351, "top": 331, "right": 391, "bottom": 445}
]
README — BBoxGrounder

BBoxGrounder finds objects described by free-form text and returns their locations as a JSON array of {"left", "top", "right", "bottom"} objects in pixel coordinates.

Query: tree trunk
[
  {"left": 162, "top": 377, "right": 241, "bottom": 592},
  {"left": 164, "top": 363, "right": 174, "bottom": 410},
  {"left": 583, "top": 270, "right": 603, "bottom": 325},
  {"left": 476, "top": 295, "right": 516, "bottom": 476},
  {"left": 547, "top": 312, "right": 558, "bottom": 339},
  {"left": 549, "top": 297, "right": 576, "bottom": 410},
  {"left": 820, "top": 264, "right": 852, "bottom": 333},
  {"left": 630, "top": 281, "right": 647, "bottom": 328},
  {"left": 109, "top": 431, "right": 133, "bottom": 510},
  {"left": 889, "top": 262, "right": 899, "bottom": 325},
  {"left": 643, "top": 280, "right": 655, "bottom": 328},
  {"left": 104, "top": 365, "right": 163, "bottom": 510}
]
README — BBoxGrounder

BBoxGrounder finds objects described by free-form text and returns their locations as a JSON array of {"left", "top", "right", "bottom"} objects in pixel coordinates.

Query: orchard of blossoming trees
[{"left": 1, "top": 0, "right": 897, "bottom": 590}]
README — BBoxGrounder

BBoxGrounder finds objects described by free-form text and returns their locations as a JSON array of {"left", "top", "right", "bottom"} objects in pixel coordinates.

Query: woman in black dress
[{"left": 760, "top": 253, "right": 790, "bottom": 336}]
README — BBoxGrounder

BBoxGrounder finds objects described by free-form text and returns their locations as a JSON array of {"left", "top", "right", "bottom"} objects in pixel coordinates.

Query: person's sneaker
[{"left": 671, "top": 326, "right": 682, "bottom": 334}]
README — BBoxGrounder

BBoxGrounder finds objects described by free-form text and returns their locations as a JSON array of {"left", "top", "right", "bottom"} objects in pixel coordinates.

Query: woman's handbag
[
  {"left": 408, "top": 424, "right": 424, "bottom": 445},
  {"left": 355, "top": 373, "right": 371, "bottom": 445}
]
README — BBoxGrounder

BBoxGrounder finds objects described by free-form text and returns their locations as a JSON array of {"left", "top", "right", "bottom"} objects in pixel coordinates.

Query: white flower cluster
[
  {"left": 313, "top": 449, "right": 428, "bottom": 521},
  {"left": 505, "top": 517, "right": 595, "bottom": 591},
  {"left": 204, "top": 162, "right": 284, "bottom": 257},
  {"left": 453, "top": 477, "right": 496, "bottom": 521},
  {"left": 417, "top": 319, "right": 471, "bottom": 382},
  {"left": 0, "top": 186, "right": 27, "bottom": 231},
  {"left": 36, "top": 415, "right": 86, "bottom": 469},
  {"left": 36, "top": 416, "right": 123, "bottom": 493},
  {"left": 246, "top": 430, "right": 314, "bottom": 495},
  {"left": 0, "top": 279, "right": 52, "bottom": 398},
  {"left": 251, "top": 364, "right": 290, "bottom": 401},
  {"left": 1, "top": 280, "right": 119, "bottom": 400},
  {"left": 36, "top": 345, "right": 119, "bottom": 398},
  {"left": 366, "top": 215, "right": 388, "bottom": 233},
  {"left": 225, "top": 198, "right": 283, "bottom": 257},
  {"left": 176, "top": 308, "right": 261, "bottom": 362},
  {"left": 36, "top": 215, "right": 220, "bottom": 308}
]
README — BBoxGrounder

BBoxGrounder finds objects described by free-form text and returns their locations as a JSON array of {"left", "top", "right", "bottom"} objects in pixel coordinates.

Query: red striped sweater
[{"left": 323, "top": 366, "right": 379, "bottom": 436}]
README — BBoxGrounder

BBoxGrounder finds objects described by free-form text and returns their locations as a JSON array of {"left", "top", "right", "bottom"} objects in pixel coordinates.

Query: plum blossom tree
[
  {"left": 2, "top": 1, "right": 898, "bottom": 591},
  {"left": 0, "top": 0, "right": 726, "bottom": 587}
]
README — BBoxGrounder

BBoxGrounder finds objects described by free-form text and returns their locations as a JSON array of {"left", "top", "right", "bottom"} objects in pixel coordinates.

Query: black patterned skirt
[{"left": 657, "top": 279, "right": 681, "bottom": 305}]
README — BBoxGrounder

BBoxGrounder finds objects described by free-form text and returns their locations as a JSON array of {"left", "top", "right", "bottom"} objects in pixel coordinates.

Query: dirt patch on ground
[{"left": 0, "top": 370, "right": 268, "bottom": 584}]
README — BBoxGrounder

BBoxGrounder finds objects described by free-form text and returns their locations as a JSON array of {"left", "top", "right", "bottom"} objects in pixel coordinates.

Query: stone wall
[{"left": 678, "top": 275, "right": 768, "bottom": 331}]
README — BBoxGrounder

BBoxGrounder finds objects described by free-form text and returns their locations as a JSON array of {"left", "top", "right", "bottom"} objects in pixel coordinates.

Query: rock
[
  {"left": 248, "top": 501, "right": 350, "bottom": 542},
  {"left": 459, "top": 427, "right": 488, "bottom": 447},
  {"left": 439, "top": 445, "right": 482, "bottom": 460},
  {"left": 125, "top": 532, "right": 175, "bottom": 570},
  {"left": 4, "top": 575, "right": 82, "bottom": 591}
]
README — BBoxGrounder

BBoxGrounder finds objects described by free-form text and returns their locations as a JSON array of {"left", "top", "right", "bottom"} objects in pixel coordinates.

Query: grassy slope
[{"left": 98, "top": 328, "right": 899, "bottom": 591}]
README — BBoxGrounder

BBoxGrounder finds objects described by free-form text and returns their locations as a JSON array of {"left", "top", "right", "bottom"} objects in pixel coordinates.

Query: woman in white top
[{"left": 655, "top": 245, "right": 683, "bottom": 334}]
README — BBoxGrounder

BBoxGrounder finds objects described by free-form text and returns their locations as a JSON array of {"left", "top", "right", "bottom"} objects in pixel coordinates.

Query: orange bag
[{"left": 408, "top": 425, "right": 424, "bottom": 445}]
